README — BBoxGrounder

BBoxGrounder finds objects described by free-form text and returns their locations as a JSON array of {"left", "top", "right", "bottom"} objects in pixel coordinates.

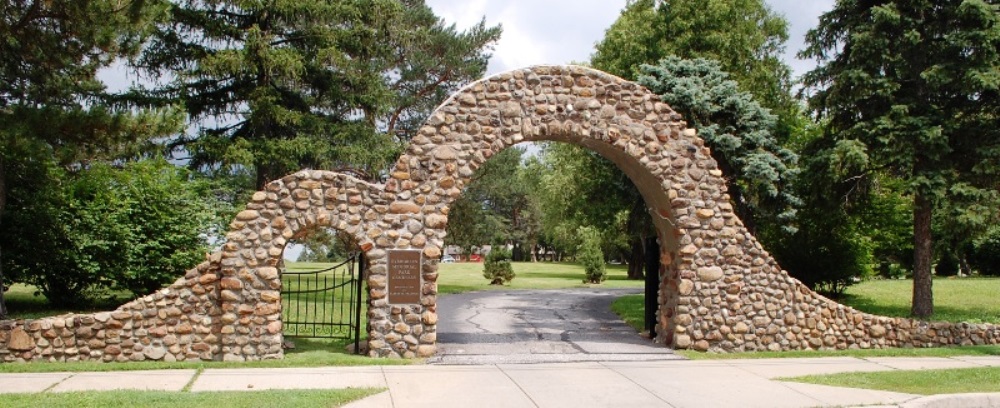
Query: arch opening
[{"left": 430, "top": 138, "right": 681, "bottom": 362}]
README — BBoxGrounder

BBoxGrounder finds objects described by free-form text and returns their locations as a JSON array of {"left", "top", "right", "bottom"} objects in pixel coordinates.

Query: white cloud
[
  {"left": 426, "top": 0, "right": 836, "bottom": 78},
  {"left": 426, "top": 0, "right": 627, "bottom": 75}
]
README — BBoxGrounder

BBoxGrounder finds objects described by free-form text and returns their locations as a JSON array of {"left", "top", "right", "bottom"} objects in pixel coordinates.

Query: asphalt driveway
[{"left": 429, "top": 288, "right": 680, "bottom": 364}]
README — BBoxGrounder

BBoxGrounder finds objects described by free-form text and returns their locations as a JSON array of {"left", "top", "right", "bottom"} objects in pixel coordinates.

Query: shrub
[
  {"left": 970, "top": 227, "right": 1000, "bottom": 276},
  {"left": 935, "top": 251, "right": 960, "bottom": 277},
  {"left": 483, "top": 246, "right": 515, "bottom": 285},
  {"left": 578, "top": 228, "right": 606, "bottom": 284},
  {"left": 1, "top": 158, "right": 221, "bottom": 306}
]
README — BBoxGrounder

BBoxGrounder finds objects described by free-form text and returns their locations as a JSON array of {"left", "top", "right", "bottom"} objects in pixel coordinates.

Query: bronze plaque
[{"left": 388, "top": 250, "right": 422, "bottom": 304}]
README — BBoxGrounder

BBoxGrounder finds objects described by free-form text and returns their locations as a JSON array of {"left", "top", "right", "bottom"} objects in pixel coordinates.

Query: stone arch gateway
[{"left": 2, "top": 65, "right": 998, "bottom": 363}]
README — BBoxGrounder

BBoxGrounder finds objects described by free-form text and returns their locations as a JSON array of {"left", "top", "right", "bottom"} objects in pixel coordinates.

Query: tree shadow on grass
[{"left": 839, "top": 294, "right": 1000, "bottom": 324}]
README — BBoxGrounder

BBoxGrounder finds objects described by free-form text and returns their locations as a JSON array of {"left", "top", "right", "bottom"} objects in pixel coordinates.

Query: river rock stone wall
[{"left": 2, "top": 65, "right": 998, "bottom": 363}]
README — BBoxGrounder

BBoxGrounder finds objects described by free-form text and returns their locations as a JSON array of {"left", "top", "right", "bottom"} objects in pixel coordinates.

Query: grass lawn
[
  {"left": 1, "top": 388, "right": 383, "bottom": 408},
  {"left": 783, "top": 367, "right": 1000, "bottom": 395},
  {"left": 0, "top": 336, "right": 409, "bottom": 374},
  {"left": 839, "top": 277, "right": 1000, "bottom": 324},
  {"left": 437, "top": 261, "right": 643, "bottom": 293}
]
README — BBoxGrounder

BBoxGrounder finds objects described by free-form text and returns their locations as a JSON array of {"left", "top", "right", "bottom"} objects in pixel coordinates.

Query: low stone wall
[{"left": 0, "top": 258, "right": 224, "bottom": 363}]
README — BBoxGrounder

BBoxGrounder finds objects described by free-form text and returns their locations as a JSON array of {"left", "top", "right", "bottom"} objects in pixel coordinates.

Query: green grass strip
[
  {"left": 782, "top": 366, "right": 1000, "bottom": 395},
  {"left": 676, "top": 346, "right": 1000, "bottom": 360},
  {"left": 181, "top": 367, "right": 204, "bottom": 392}
]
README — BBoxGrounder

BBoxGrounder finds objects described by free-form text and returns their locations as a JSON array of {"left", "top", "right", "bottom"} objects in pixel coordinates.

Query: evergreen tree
[
  {"left": 1, "top": 0, "right": 182, "bottom": 316},
  {"left": 638, "top": 57, "right": 799, "bottom": 234},
  {"left": 141, "top": 0, "right": 500, "bottom": 188},
  {"left": 801, "top": 0, "right": 1000, "bottom": 318}
]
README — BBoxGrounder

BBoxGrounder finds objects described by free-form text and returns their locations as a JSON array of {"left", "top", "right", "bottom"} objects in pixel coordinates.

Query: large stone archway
[{"left": 2, "top": 65, "right": 998, "bottom": 363}]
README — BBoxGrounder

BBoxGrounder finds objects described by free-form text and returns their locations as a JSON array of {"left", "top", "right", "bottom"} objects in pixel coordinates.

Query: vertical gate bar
[
  {"left": 337, "top": 264, "right": 343, "bottom": 334},
  {"left": 290, "top": 274, "right": 297, "bottom": 336},
  {"left": 353, "top": 252, "right": 363, "bottom": 354},
  {"left": 341, "top": 264, "right": 347, "bottom": 333},
  {"left": 322, "top": 274, "right": 328, "bottom": 334},
  {"left": 311, "top": 271, "right": 317, "bottom": 336}
]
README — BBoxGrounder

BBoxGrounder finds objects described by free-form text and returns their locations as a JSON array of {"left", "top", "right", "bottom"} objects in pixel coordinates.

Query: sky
[
  {"left": 103, "top": 1, "right": 836, "bottom": 94},
  {"left": 425, "top": 0, "right": 836, "bottom": 79}
]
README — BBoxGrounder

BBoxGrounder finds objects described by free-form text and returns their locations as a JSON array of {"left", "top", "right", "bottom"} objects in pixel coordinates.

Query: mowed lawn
[
  {"left": 784, "top": 366, "right": 1000, "bottom": 395},
  {"left": 436, "top": 261, "right": 643, "bottom": 294},
  {"left": 838, "top": 277, "right": 1000, "bottom": 324}
]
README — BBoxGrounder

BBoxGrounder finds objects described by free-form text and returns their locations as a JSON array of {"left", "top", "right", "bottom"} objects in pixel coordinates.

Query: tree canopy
[
  {"left": 592, "top": 0, "right": 792, "bottom": 115},
  {"left": 801, "top": 0, "right": 1000, "bottom": 317},
  {"left": 0, "top": 0, "right": 501, "bottom": 313},
  {"left": 638, "top": 57, "right": 799, "bottom": 234},
  {"left": 140, "top": 0, "right": 501, "bottom": 188}
]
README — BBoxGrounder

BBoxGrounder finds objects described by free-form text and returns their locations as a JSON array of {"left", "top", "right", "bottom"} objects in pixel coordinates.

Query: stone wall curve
[{"left": 2, "top": 65, "right": 998, "bottom": 363}]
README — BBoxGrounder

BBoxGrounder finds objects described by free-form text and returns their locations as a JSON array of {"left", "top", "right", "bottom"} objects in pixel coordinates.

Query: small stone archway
[{"left": 3, "top": 65, "right": 998, "bottom": 364}]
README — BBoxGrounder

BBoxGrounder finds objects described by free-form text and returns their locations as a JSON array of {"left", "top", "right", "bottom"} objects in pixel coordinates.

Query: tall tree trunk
[
  {"left": 530, "top": 243, "right": 537, "bottom": 262},
  {"left": 911, "top": 192, "right": 934, "bottom": 319},
  {"left": 626, "top": 238, "right": 645, "bottom": 280},
  {"left": 0, "top": 155, "right": 8, "bottom": 320}
]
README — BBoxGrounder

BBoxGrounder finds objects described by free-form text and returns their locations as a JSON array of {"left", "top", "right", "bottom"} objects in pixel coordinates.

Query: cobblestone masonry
[{"left": 2, "top": 65, "right": 998, "bottom": 362}]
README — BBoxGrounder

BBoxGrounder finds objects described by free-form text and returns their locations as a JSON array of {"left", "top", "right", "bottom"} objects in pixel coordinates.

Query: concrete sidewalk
[{"left": 1, "top": 356, "right": 998, "bottom": 407}]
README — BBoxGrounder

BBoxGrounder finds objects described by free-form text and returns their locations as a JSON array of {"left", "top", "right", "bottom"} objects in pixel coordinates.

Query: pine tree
[
  {"left": 638, "top": 57, "right": 799, "bottom": 234},
  {"left": 801, "top": 0, "right": 1000, "bottom": 318},
  {"left": 141, "top": 0, "right": 500, "bottom": 188},
  {"left": 1, "top": 0, "right": 182, "bottom": 317}
]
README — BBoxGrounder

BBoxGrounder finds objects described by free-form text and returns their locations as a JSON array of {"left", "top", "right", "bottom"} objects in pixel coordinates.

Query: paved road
[{"left": 428, "top": 288, "right": 680, "bottom": 364}]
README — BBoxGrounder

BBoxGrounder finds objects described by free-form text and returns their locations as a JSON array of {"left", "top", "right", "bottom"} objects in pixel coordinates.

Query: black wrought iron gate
[{"left": 281, "top": 253, "right": 365, "bottom": 353}]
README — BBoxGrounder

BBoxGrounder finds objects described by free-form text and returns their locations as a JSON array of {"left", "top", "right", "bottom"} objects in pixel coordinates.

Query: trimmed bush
[
  {"left": 578, "top": 228, "right": 606, "bottom": 283},
  {"left": 483, "top": 246, "right": 515, "bottom": 285}
]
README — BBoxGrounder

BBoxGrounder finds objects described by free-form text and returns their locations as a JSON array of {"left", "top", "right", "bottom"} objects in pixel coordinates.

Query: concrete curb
[{"left": 897, "top": 393, "right": 1000, "bottom": 408}]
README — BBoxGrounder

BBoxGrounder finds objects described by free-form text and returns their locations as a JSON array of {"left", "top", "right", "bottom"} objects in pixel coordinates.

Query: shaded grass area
[
  {"left": 838, "top": 278, "right": 1000, "bottom": 324},
  {"left": 4, "top": 284, "right": 127, "bottom": 321},
  {"left": 783, "top": 367, "right": 1000, "bottom": 395},
  {"left": 2, "top": 388, "right": 383, "bottom": 408},
  {"left": 437, "top": 261, "right": 643, "bottom": 294},
  {"left": 610, "top": 293, "right": 645, "bottom": 332}
]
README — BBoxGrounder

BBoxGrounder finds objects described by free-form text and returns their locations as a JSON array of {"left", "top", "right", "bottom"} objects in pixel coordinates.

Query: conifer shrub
[{"left": 483, "top": 246, "right": 515, "bottom": 285}]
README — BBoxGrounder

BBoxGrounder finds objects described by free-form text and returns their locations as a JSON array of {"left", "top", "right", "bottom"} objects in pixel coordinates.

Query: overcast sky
[
  {"left": 425, "top": 0, "right": 836, "bottom": 80},
  {"left": 102, "top": 1, "right": 836, "bottom": 91}
]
